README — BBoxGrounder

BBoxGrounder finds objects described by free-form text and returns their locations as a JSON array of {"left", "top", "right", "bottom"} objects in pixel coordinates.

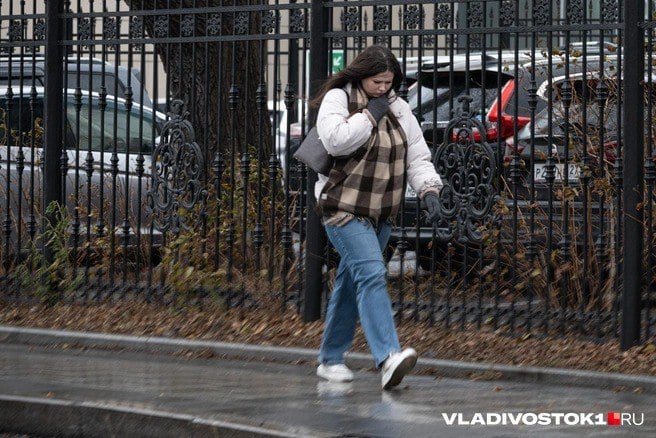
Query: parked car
[
  {"left": 408, "top": 51, "right": 534, "bottom": 145},
  {"left": 0, "top": 56, "right": 153, "bottom": 108},
  {"left": 560, "top": 40, "right": 618, "bottom": 56},
  {"left": 486, "top": 54, "right": 618, "bottom": 143},
  {"left": 397, "top": 55, "right": 436, "bottom": 87},
  {"left": 0, "top": 86, "right": 165, "bottom": 252},
  {"left": 390, "top": 52, "right": 622, "bottom": 268},
  {"left": 503, "top": 71, "right": 623, "bottom": 197},
  {"left": 0, "top": 63, "right": 45, "bottom": 87},
  {"left": 389, "top": 51, "right": 526, "bottom": 268},
  {"left": 494, "top": 70, "right": 631, "bottom": 251}
]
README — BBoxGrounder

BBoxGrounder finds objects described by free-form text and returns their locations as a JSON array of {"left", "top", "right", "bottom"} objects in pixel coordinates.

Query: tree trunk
[{"left": 125, "top": 0, "right": 271, "bottom": 161}]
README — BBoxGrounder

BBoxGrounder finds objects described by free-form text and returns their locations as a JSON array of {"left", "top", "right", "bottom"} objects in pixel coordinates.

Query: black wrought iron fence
[{"left": 0, "top": 0, "right": 653, "bottom": 348}]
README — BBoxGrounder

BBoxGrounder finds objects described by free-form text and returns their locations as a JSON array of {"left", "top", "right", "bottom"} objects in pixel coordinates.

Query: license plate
[
  {"left": 534, "top": 162, "right": 580, "bottom": 182},
  {"left": 405, "top": 185, "right": 417, "bottom": 198}
]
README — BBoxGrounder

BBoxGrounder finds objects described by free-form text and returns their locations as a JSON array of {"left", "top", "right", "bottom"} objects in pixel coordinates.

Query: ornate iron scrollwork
[
  {"left": 403, "top": 5, "right": 421, "bottom": 30},
  {"left": 154, "top": 15, "right": 169, "bottom": 38},
  {"left": 602, "top": 0, "right": 619, "bottom": 23},
  {"left": 181, "top": 15, "right": 195, "bottom": 37},
  {"left": 77, "top": 18, "right": 92, "bottom": 43},
  {"left": 235, "top": 11, "right": 250, "bottom": 35},
  {"left": 533, "top": 0, "right": 551, "bottom": 26},
  {"left": 466, "top": 3, "right": 483, "bottom": 48},
  {"left": 148, "top": 99, "right": 206, "bottom": 234},
  {"left": 567, "top": 0, "right": 584, "bottom": 24},
  {"left": 289, "top": 9, "right": 305, "bottom": 33},
  {"left": 261, "top": 11, "right": 275, "bottom": 34},
  {"left": 342, "top": 7, "right": 359, "bottom": 31},
  {"left": 499, "top": 1, "right": 515, "bottom": 27},
  {"left": 103, "top": 17, "right": 116, "bottom": 39},
  {"left": 373, "top": 6, "right": 389, "bottom": 30},
  {"left": 208, "top": 14, "right": 222, "bottom": 36},
  {"left": 434, "top": 4, "right": 452, "bottom": 29},
  {"left": 432, "top": 96, "right": 497, "bottom": 244},
  {"left": 9, "top": 20, "right": 23, "bottom": 42},
  {"left": 33, "top": 18, "right": 46, "bottom": 40}
]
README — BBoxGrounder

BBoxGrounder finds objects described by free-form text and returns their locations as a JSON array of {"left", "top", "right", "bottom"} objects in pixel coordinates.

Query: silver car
[{"left": 0, "top": 86, "right": 164, "bottom": 251}]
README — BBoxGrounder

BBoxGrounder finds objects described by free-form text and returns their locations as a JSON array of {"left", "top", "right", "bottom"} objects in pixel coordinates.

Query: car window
[
  {"left": 0, "top": 75, "right": 45, "bottom": 87},
  {"left": 0, "top": 95, "right": 44, "bottom": 147},
  {"left": 407, "top": 84, "right": 451, "bottom": 118},
  {"left": 504, "top": 59, "right": 619, "bottom": 118},
  {"left": 500, "top": 68, "right": 549, "bottom": 118},
  {"left": 0, "top": 62, "right": 46, "bottom": 88},
  {"left": 409, "top": 83, "right": 505, "bottom": 123},
  {"left": 532, "top": 79, "right": 621, "bottom": 139},
  {"left": 68, "top": 71, "right": 126, "bottom": 99},
  {"left": 66, "top": 96, "right": 160, "bottom": 154},
  {"left": 410, "top": 69, "right": 512, "bottom": 122}
]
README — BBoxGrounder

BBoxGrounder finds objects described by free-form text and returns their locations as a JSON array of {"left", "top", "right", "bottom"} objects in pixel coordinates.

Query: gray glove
[
  {"left": 423, "top": 192, "right": 441, "bottom": 224},
  {"left": 366, "top": 95, "right": 389, "bottom": 122}
]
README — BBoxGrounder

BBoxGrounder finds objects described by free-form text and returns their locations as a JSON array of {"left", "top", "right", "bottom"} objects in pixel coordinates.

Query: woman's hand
[
  {"left": 423, "top": 192, "right": 441, "bottom": 224},
  {"left": 366, "top": 95, "right": 389, "bottom": 122}
]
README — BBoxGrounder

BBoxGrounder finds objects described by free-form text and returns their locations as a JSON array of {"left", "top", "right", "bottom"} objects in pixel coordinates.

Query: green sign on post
[{"left": 331, "top": 50, "right": 344, "bottom": 73}]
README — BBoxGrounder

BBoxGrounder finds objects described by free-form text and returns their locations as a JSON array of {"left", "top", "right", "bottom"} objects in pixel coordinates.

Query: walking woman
[{"left": 311, "top": 45, "right": 443, "bottom": 390}]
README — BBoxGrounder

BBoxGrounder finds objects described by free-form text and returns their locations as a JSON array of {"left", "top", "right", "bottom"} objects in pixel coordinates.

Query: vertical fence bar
[
  {"left": 43, "top": 0, "right": 65, "bottom": 263},
  {"left": 621, "top": 0, "right": 644, "bottom": 350},
  {"left": 646, "top": 1, "right": 656, "bottom": 340},
  {"left": 303, "top": 0, "right": 328, "bottom": 322}
]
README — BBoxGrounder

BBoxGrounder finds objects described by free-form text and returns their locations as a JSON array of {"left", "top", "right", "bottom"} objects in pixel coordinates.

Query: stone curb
[
  {"left": 1, "top": 324, "right": 655, "bottom": 394},
  {"left": 0, "top": 394, "right": 307, "bottom": 438}
]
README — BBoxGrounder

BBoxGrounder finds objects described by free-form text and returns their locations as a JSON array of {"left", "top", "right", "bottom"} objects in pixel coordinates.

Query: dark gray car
[
  {"left": 0, "top": 56, "right": 153, "bottom": 108},
  {"left": 390, "top": 53, "right": 620, "bottom": 269}
]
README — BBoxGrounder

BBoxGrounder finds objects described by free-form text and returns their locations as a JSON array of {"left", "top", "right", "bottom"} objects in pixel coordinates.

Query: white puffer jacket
[{"left": 314, "top": 83, "right": 442, "bottom": 201}]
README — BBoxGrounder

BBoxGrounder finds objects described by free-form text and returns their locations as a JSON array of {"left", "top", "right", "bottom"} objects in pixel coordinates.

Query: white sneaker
[
  {"left": 381, "top": 348, "right": 417, "bottom": 390},
  {"left": 317, "top": 363, "right": 354, "bottom": 383}
]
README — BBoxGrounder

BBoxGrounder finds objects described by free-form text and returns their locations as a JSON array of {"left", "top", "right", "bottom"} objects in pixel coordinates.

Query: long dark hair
[{"left": 309, "top": 45, "right": 403, "bottom": 109}]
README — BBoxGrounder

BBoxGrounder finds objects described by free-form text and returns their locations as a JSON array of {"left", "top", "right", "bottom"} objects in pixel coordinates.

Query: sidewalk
[{"left": 1, "top": 325, "right": 655, "bottom": 437}]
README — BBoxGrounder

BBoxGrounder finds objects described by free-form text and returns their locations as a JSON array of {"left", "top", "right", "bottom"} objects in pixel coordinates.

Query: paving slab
[{"left": 0, "top": 328, "right": 655, "bottom": 437}]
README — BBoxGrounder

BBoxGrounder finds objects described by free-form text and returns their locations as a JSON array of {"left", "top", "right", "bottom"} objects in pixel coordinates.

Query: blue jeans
[{"left": 319, "top": 219, "right": 400, "bottom": 368}]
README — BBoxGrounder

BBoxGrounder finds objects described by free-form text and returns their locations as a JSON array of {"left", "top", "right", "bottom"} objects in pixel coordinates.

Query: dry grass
[{"left": 1, "top": 300, "right": 655, "bottom": 377}]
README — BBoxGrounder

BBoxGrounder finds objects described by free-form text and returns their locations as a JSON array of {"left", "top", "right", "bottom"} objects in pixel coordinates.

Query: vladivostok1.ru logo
[{"left": 442, "top": 412, "right": 645, "bottom": 426}]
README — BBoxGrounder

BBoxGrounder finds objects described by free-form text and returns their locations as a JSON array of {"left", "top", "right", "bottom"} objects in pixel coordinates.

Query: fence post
[
  {"left": 621, "top": 0, "right": 645, "bottom": 350},
  {"left": 43, "top": 0, "right": 65, "bottom": 261},
  {"left": 303, "top": 0, "right": 329, "bottom": 322}
]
